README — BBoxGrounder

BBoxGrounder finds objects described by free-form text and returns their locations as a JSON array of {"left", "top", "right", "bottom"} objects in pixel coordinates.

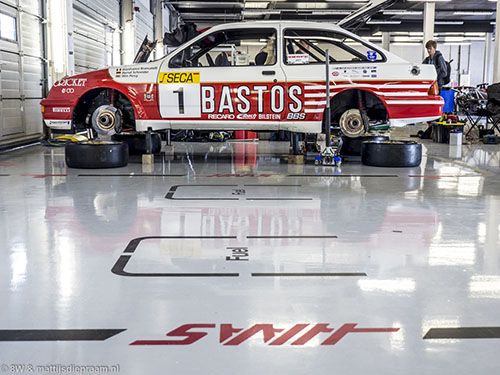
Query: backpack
[{"left": 443, "top": 59, "right": 453, "bottom": 85}]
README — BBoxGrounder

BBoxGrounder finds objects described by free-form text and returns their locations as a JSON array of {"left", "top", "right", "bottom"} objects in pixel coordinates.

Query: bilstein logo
[
  {"left": 130, "top": 323, "right": 399, "bottom": 346},
  {"left": 159, "top": 72, "right": 200, "bottom": 84}
]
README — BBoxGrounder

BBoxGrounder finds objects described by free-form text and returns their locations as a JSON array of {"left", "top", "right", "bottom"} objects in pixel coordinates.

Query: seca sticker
[{"left": 159, "top": 72, "right": 200, "bottom": 84}]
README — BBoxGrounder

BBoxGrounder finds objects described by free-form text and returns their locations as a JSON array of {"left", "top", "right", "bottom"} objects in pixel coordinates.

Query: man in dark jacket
[{"left": 423, "top": 40, "right": 447, "bottom": 93}]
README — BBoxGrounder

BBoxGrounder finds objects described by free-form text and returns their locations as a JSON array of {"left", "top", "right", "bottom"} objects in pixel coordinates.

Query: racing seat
[{"left": 255, "top": 51, "right": 267, "bottom": 65}]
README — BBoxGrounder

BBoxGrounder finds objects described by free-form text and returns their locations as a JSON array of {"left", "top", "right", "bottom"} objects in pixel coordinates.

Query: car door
[
  {"left": 281, "top": 27, "right": 386, "bottom": 133},
  {"left": 158, "top": 25, "right": 286, "bottom": 131}
]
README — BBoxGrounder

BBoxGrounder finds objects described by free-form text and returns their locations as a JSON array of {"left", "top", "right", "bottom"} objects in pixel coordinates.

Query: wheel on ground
[
  {"left": 340, "top": 135, "right": 389, "bottom": 156},
  {"left": 361, "top": 140, "right": 422, "bottom": 167},
  {"left": 111, "top": 132, "right": 161, "bottom": 154},
  {"left": 65, "top": 141, "right": 129, "bottom": 168}
]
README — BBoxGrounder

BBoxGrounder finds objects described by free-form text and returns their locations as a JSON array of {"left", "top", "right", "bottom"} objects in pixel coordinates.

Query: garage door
[
  {"left": 72, "top": 0, "right": 119, "bottom": 74},
  {"left": 0, "top": 0, "right": 44, "bottom": 142}
]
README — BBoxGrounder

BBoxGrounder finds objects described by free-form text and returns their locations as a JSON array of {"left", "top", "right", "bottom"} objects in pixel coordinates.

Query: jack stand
[{"left": 318, "top": 136, "right": 343, "bottom": 166}]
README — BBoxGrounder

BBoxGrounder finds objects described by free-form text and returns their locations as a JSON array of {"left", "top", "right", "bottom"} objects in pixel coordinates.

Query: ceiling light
[
  {"left": 245, "top": 2, "right": 269, "bottom": 9},
  {"left": 407, "top": 0, "right": 451, "bottom": 2},
  {"left": 383, "top": 10, "right": 422, "bottom": 15},
  {"left": 444, "top": 42, "right": 472, "bottom": 46},
  {"left": 435, "top": 21, "right": 464, "bottom": 25},
  {"left": 453, "top": 11, "right": 494, "bottom": 15},
  {"left": 366, "top": 20, "right": 401, "bottom": 24}
]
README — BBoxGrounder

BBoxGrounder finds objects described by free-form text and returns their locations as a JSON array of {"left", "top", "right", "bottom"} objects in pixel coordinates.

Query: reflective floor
[{"left": 1, "top": 139, "right": 500, "bottom": 374}]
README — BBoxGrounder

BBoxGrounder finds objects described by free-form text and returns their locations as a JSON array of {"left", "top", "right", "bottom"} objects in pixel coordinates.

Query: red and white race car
[{"left": 41, "top": 21, "right": 443, "bottom": 138}]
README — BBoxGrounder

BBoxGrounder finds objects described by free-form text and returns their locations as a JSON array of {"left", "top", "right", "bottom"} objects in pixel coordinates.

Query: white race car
[{"left": 41, "top": 21, "right": 443, "bottom": 138}]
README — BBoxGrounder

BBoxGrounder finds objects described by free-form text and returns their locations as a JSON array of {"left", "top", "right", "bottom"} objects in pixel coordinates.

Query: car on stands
[{"left": 41, "top": 20, "right": 443, "bottom": 140}]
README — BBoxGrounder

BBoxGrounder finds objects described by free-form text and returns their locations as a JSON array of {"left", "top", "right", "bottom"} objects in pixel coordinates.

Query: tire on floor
[
  {"left": 65, "top": 141, "right": 129, "bottom": 169},
  {"left": 361, "top": 140, "right": 422, "bottom": 167},
  {"left": 340, "top": 135, "right": 390, "bottom": 156},
  {"left": 111, "top": 132, "right": 161, "bottom": 155}
]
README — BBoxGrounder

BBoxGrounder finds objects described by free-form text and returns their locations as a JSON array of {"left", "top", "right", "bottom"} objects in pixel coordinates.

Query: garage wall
[
  {"left": 72, "top": 0, "right": 119, "bottom": 73},
  {"left": 135, "top": 0, "right": 154, "bottom": 53},
  {"left": 0, "top": 0, "right": 44, "bottom": 143}
]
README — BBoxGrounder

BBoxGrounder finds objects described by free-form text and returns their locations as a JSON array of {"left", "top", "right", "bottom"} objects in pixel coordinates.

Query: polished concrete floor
[{"left": 1, "top": 138, "right": 500, "bottom": 374}]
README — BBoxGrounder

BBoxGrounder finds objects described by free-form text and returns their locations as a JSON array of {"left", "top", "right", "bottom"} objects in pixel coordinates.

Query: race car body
[{"left": 41, "top": 21, "right": 443, "bottom": 137}]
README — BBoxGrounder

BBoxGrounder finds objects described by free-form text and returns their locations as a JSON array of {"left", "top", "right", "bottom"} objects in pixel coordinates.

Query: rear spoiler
[{"left": 337, "top": 0, "right": 398, "bottom": 30}]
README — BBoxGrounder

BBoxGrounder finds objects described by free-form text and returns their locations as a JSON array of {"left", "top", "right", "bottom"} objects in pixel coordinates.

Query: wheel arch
[
  {"left": 329, "top": 88, "right": 389, "bottom": 124},
  {"left": 72, "top": 87, "right": 141, "bottom": 132}
]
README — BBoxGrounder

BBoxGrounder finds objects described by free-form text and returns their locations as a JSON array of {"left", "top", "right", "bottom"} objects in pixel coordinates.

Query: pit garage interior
[{"left": 1, "top": 0, "right": 500, "bottom": 374}]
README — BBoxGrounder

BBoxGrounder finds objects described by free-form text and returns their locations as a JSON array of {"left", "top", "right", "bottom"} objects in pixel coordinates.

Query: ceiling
[{"left": 166, "top": 0, "right": 498, "bottom": 36}]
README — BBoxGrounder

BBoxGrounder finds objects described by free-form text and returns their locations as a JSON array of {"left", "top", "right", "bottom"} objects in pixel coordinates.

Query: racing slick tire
[
  {"left": 65, "top": 141, "right": 129, "bottom": 169},
  {"left": 361, "top": 140, "right": 422, "bottom": 167},
  {"left": 340, "top": 135, "right": 389, "bottom": 156},
  {"left": 111, "top": 132, "right": 161, "bottom": 155}
]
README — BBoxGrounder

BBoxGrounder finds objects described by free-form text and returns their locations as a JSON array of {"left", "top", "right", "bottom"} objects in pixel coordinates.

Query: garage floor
[{"left": 1, "top": 139, "right": 500, "bottom": 374}]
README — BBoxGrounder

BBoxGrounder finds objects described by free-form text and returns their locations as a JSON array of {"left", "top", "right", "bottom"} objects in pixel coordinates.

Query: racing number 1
[{"left": 173, "top": 87, "right": 185, "bottom": 114}]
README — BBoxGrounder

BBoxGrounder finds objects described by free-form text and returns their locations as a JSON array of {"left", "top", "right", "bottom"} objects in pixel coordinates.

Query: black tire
[
  {"left": 340, "top": 135, "right": 389, "bottom": 156},
  {"left": 361, "top": 140, "right": 422, "bottom": 167},
  {"left": 111, "top": 132, "right": 161, "bottom": 155},
  {"left": 65, "top": 141, "right": 129, "bottom": 169}
]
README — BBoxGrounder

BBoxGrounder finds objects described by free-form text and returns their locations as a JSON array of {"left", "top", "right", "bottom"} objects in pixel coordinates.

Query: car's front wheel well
[{"left": 73, "top": 88, "right": 135, "bottom": 133}]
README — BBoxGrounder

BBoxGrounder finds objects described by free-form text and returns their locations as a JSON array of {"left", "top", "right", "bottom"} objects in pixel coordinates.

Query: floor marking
[
  {"left": 247, "top": 235, "right": 338, "bottom": 239},
  {"left": 0, "top": 174, "right": 10, "bottom": 176},
  {"left": 21, "top": 174, "right": 67, "bottom": 178},
  {"left": 243, "top": 184, "right": 301, "bottom": 187},
  {"left": 112, "top": 236, "right": 240, "bottom": 278},
  {"left": 78, "top": 174, "right": 186, "bottom": 177},
  {"left": 245, "top": 198, "right": 313, "bottom": 201},
  {"left": 252, "top": 273, "right": 367, "bottom": 277},
  {"left": 165, "top": 184, "right": 239, "bottom": 200},
  {"left": 408, "top": 175, "right": 482, "bottom": 179},
  {"left": 0, "top": 329, "right": 126, "bottom": 341},
  {"left": 424, "top": 327, "right": 500, "bottom": 339},
  {"left": 166, "top": 184, "right": 312, "bottom": 201},
  {"left": 287, "top": 174, "right": 399, "bottom": 178}
]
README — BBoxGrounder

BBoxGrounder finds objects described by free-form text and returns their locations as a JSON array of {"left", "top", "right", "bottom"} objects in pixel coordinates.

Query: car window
[
  {"left": 283, "top": 29, "right": 384, "bottom": 65},
  {"left": 169, "top": 28, "right": 277, "bottom": 68}
]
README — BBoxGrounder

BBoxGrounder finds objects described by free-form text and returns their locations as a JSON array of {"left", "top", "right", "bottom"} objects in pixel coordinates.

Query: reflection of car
[{"left": 41, "top": 21, "right": 443, "bottom": 139}]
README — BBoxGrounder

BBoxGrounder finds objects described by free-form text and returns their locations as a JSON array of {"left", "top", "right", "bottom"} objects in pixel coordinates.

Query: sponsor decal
[
  {"left": 159, "top": 72, "right": 201, "bottom": 84},
  {"left": 130, "top": 323, "right": 399, "bottom": 346},
  {"left": 54, "top": 78, "right": 87, "bottom": 87},
  {"left": 236, "top": 113, "right": 257, "bottom": 120},
  {"left": 144, "top": 93, "right": 154, "bottom": 102},
  {"left": 287, "top": 113, "right": 306, "bottom": 120},
  {"left": 53, "top": 107, "right": 71, "bottom": 113},
  {"left": 332, "top": 71, "right": 340, "bottom": 77},
  {"left": 367, "top": 50, "right": 378, "bottom": 61},
  {"left": 287, "top": 54, "right": 310, "bottom": 65},
  {"left": 113, "top": 66, "right": 157, "bottom": 79},
  {"left": 61, "top": 88, "right": 75, "bottom": 94}
]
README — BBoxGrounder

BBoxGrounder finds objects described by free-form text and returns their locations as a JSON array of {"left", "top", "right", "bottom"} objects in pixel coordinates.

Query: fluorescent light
[
  {"left": 367, "top": 20, "right": 401, "bottom": 24},
  {"left": 245, "top": 2, "right": 268, "bottom": 9},
  {"left": 444, "top": 42, "right": 471, "bottom": 46},
  {"left": 407, "top": 0, "right": 451, "bottom": 2},
  {"left": 392, "top": 42, "right": 421, "bottom": 45},
  {"left": 454, "top": 11, "right": 494, "bottom": 15},
  {"left": 383, "top": 10, "right": 422, "bottom": 15},
  {"left": 435, "top": 21, "right": 464, "bottom": 25}
]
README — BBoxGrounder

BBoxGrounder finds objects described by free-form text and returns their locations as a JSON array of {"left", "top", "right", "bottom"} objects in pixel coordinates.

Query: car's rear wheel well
[
  {"left": 73, "top": 88, "right": 135, "bottom": 133},
  {"left": 327, "top": 89, "right": 388, "bottom": 128}
]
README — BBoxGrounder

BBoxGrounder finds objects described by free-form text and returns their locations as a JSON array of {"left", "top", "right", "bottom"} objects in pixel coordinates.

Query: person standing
[{"left": 423, "top": 40, "right": 447, "bottom": 93}]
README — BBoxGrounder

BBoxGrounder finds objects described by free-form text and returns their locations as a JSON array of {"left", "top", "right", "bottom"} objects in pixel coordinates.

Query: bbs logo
[{"left": 287, "top": 113, "right": 306, "bottom": 120}]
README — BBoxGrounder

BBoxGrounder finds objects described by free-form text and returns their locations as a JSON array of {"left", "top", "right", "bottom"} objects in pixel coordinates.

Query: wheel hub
[
  {"left": 339, "top": 109, "right": 366, "bottom": 138},
  {"left": 91, "top": 105, "right": 122, "bottom": 136}
]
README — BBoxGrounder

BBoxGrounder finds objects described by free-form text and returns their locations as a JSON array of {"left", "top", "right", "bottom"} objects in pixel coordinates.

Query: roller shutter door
[
  {"left": 135, "top": 0, "right": 154, "bottom": 52},
  {"left": 0, "top": 0, "right": 44, "bottom": 143},
  {"left": 72, "top": 0, "right": 119, "bottom": 74}
]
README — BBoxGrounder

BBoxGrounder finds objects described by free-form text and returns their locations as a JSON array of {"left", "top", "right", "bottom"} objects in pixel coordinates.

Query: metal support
[
  {"left": 321, "top": 49, "right": 341, "bottom": 167},
  {"left": 146, "top": 127, "right": 153, "bottom": 154},
  {"left": 493, "top": 0, "right": 500, "bottom": 83},
  {"left": 423, "top": 2, "right": 435, "bottom": 61}
]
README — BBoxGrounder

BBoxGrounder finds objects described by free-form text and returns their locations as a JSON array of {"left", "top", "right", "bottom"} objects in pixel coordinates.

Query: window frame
[
  {"left": 167, "top": 26, "right": 279, "bottom": 69},
  {"left": 282, "top": 27, "right": 386, "bottom": 66}
]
